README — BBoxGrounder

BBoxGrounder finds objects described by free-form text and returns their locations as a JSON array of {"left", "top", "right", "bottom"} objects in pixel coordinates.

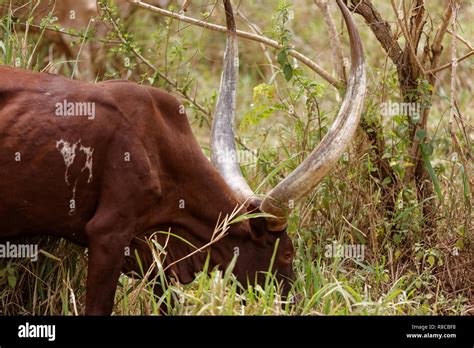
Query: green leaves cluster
[
  {"left": 241, "top": 83, "right": 279, "bottom": 129},
  {"left": 273, "top": 1, "right": 294, "bottom": 81}
]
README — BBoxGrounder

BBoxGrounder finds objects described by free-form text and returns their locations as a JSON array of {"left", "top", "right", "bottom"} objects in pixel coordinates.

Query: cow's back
[{"left": 0, "top": 66, "right": 139, "bottom": 240}]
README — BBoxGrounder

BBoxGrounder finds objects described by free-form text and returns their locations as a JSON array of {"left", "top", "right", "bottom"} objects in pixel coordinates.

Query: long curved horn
[
  {"left": 261, "top": 0, "right": 367, "bottom": 231},
  {"left": 211, "top": 0, "right": 255, "bottom": 202}
]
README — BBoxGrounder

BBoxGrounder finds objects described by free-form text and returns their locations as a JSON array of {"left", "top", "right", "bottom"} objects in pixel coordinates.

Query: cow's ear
[
  {"left": 246, "top": 198, "right": 262, "bottom": 214},
  {"left": 246, "top": 199, "right": 268, "bottom": 240}
]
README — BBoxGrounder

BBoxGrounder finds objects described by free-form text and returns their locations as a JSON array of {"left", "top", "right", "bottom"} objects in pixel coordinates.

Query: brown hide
[{"left": 0, "top": 65, "right": 294, "bottom": 314}]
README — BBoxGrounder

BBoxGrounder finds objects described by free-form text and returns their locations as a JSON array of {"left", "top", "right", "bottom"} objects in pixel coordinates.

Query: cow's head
[{"left": 209, "top": 0, "right": 366, "bottom": 295}]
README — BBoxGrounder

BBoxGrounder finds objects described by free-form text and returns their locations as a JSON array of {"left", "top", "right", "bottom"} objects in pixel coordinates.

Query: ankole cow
[{"left": 0, "top": 0, "right": 366, "bottom": 315}]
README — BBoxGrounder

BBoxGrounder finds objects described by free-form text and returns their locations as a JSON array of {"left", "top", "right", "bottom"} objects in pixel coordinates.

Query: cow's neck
[{"left": 144, "top": 145, "right": 248, "bottom": 283}]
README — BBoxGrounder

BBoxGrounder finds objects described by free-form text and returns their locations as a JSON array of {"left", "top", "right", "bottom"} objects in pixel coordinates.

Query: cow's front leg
[{"left": 84, "top": 217, "right": 133, "bottom": 315}]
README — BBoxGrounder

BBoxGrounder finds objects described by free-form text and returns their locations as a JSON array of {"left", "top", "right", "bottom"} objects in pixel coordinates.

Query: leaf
[
  {"left": 39, "top": 250, "right": 62, "bottom": 262},
  {"left": 230, "top": 212, "right": 275, "bottom": 224},
  {"left": 420, "top": 143, "right": 433, "bottom": 156},
  {"left": 393, "top": 234, "right": 401, "bottom": 245},
  {"left": 254, "top": 153, "right": 300, "bottom": 194},
  {"left": 389, "top": 160, "right": 399, "bottom": 167},
  {"left": 277, "top": 50, "right": 287, "bottom": 65},
  {"left": 411, "top": 112, "right": 421, "bottom": 124},
  {"left": 415, "top": 129, "right": 427, "bottom": 141},
  {"left": 420, "top": 144, "right": 443, "bottom": 202},
  {"left": 241, "top": 105, "right": 276, "bottom": 129},
  {"left": 395, "top": 249, "right": 401, "bottom": 260},
  {"left": 252, "top": 83, "right": 275, "bottom": 104},
  {"left": 283, "top": 64, "right": 293, "bottom": 81},
  {"left": 461, "top": 165, "right": 471, "bottom": 204},
  {"left": 382, "top": 177, "right": 392, "bottom": 185},
  {"left": 8, "top": 274, "right": 17, "bottom": 288},
  {"left": 427, "top": 255, "right": 435, "bottom": 268},
  {"left": 155, "top": 231, "right": 199, "bottom": 250}
]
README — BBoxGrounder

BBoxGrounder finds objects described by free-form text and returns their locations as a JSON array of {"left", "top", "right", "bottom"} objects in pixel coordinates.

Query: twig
[
  {"left": 235, "top": 9, "right": 277, "bottom": 81},
  {"left": 406, "top": 0, "right": 455, "bottom": 183},
  {"left": 430, "top": 0, "right": 454, "bottom": 73},
  {"left": 447, "top": 29, "right": 474, "bottom": 51},
  {"left": 314, "top": 0, "right": 347, "bottom": 82},
  {"left": 103, "top": 5, "right": 211, "bottom": 120},
  {"left": 14, "top": 22, "right": 121, "bottom": 44},
  {"left": 447, "top": 1, "right": 471, "bottom": 192},
  {"left": 126, "top": 0, "right": 342, "bottom": 88},
  {"left": 449, "top": 1, "right": 459, "bottom": 139},
  {"left": 390, "top": 0, "right": 426, "bottom": 76},
  {"left": 426, "top": 50, "right": 474, "bottom": 75},
  {"left": 70, "top": 18, "right": 94, "bottom": 79}
]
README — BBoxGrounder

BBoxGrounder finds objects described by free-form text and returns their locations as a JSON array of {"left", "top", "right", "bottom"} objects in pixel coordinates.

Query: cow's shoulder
[
  {"left": 97, "top": 79, "right": 184, "bottom": 116},
  {"left": 144, "top": 86, "right": 184, "bottom": 117}
]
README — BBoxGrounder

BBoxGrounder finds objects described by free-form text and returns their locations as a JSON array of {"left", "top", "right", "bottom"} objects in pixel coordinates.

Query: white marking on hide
[
  {"left": 56, "top": 140, "right": 78, "bottom": 185},
  {"left": 79, "top": 145, "right": 94, "bottom": 183},
  {"left": 56, "top": 139, "right": 94, "bottom": 215}
]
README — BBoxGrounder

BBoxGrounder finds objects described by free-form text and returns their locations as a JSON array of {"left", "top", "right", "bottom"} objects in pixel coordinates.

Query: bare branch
[
  {"left": 13, "top": 22, "right": 121, "bottom": 44},
  {"left": 344, "top": 0, "right": 403, "bottom": 66},
  {"left": 448, "top": 0, "right": 471, "bottom": 180},
  {"left": 390, "top": 0, "right": 426, "bottom": 76},
  {"left": 314, "top": 0, "right": 347, "bottom": 82},
  {"left": 127, "top": 0, "right": 343, "bottom": 88},
  {"left": 103, "top": 4, "right": 211, "bottom": 121},
  {"left": 426, "top": 49, "right": 474, "bottom": 74},
  {"left": 449, "top": 1, "right": 459, "bottom": 137},
  {"left": 447, "top": 29, "right": 473, "bottom": 51},
  {"left": 235, "top": 9, "right": 277, "bottom": 80},
  {"left": 430, "top": 0, "right": 453, "bottom": 72}
]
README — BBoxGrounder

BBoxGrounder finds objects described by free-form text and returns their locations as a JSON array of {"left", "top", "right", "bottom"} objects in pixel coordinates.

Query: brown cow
[{"left": 0, "top": 0, "right": 366, "bottom": 315}]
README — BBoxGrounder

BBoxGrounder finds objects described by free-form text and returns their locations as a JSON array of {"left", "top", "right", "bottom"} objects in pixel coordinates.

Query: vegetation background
[{"left": 0, "top": 0, "right": 472, "bottom": 315}]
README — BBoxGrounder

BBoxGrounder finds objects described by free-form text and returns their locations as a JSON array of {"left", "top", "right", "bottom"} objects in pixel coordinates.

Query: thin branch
[
  {"left": 235, "top": 8, "right": 277, "bottom": 80},
  {"left": 126, "top": 0, "right": 342, "bottom": 88},
  {"left": 430, "top": 0, "right": 454, "bottom": 72},
  {"left": 14, "top": 22, "right": 121, "bottom": 44},
  {"left": 432, "top": 2, "right": 453, "bottom": 54},
  {"left": 449, "top": 1, "right": 459, "bottom": 137},
  {"left": 426, "top": 49, "right": 474, "bottom": 74},
  {"left": 391, "top": 0, "right": 426, "bottom": 76},
  {"left": 104, "top": 5, "right": 211, "bottom": 120},
  {"left": 314, "top": 0, "right": 347, "bottom": 82},
  {"left": 447, "top": 29, "right": 473, "bottom": 51},
  {"left": 448, "top": 0, "right": 470, "bottom": 182}
]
